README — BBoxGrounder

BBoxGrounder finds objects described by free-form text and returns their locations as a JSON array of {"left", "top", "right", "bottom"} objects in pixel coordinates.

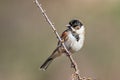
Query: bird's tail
[
  {"left": 40, "top": 57, "right": 53, "bottom": 71},
  {"left": 40, "top": 47, "right": 60, "bottom": 71}
]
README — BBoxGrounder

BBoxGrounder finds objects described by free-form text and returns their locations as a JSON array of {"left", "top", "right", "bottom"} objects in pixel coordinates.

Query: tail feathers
[
  {"left": 40, "top": 57, "right": 53, "bottom": 71},
  {"left": 40, "top": 47, "right": 60, "bottom": 71}
]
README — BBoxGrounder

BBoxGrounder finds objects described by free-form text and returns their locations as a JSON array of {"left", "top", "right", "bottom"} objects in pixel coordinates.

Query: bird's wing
[{"left": 57, "top": 29, "right": 69, "bottom": 46}]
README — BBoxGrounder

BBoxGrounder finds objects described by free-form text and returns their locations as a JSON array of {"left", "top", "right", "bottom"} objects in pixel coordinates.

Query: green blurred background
[{"left": 0, "top": 0, "right": 120, "bottom": 80}]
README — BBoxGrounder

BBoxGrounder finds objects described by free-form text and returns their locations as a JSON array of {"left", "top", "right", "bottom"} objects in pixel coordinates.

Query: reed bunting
[{"left": 40, "top": 19, "right": 85, "bottom": 70}]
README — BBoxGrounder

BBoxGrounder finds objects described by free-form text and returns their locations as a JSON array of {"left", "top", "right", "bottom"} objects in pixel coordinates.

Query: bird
[{"left": 40, "top": 19, "right": 85, "bottom": 71}]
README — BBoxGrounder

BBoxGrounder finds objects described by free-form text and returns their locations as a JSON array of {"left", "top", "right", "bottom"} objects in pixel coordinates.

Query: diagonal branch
[{"left": 34, "top": 0, "right": 84, "bottom": 80}]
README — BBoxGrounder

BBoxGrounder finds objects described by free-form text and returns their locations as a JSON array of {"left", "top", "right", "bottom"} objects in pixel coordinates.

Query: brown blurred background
[{"left": 0, "top": 0, "right": 120, "bottom": 80}]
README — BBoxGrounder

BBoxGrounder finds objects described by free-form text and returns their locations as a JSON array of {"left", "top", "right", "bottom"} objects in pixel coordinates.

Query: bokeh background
[{"left": 0, "top": 0, "right": 120, "bottom": 80}]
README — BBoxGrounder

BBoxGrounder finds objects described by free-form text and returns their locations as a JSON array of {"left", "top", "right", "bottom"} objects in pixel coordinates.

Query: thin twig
[{"left": 34, "top": 0, "right": 83, "bottom": 80}]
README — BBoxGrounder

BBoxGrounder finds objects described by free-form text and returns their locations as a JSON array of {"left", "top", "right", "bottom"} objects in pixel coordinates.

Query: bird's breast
[
  {"left": 64, "top": 33, "right": 85, "bottom": 52},
  {"left": 71, "top": 36, "right": 84, "bottom": 52}
]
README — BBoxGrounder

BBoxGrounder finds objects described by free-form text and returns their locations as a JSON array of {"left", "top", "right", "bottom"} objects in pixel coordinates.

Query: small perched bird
[{"left": 40, "top": 19, "right": 85, "bottom": 70}]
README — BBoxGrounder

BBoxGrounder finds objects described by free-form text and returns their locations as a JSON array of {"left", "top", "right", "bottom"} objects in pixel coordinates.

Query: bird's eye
[{"left": 76, "top": 26, "right": 80, "bottom": 30}]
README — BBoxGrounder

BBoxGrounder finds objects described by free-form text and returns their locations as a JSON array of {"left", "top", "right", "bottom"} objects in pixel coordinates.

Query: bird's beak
[
  {"left": 70, "top": 26, "right": 76, "bottom": 32},
  {"left": 66, "top": 24, "right": 76, "bottom": 32},
  {"left": 66, "top": 24, "right": 70, "bottom": 27}
]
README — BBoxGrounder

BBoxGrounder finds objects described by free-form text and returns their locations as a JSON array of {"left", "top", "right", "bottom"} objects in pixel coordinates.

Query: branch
[{"left": 34, "top": 0, "right": 90, "bottom": 80}]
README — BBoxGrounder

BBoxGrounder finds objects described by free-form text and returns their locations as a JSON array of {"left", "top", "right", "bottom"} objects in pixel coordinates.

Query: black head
[{"left": 69, "top": 19, "right": 83, "bottom": 28}]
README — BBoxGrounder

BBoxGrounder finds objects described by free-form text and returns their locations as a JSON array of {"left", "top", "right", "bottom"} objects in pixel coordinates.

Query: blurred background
[{"left": 0, "top": 0, "right": 120, "bottom": 80}]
